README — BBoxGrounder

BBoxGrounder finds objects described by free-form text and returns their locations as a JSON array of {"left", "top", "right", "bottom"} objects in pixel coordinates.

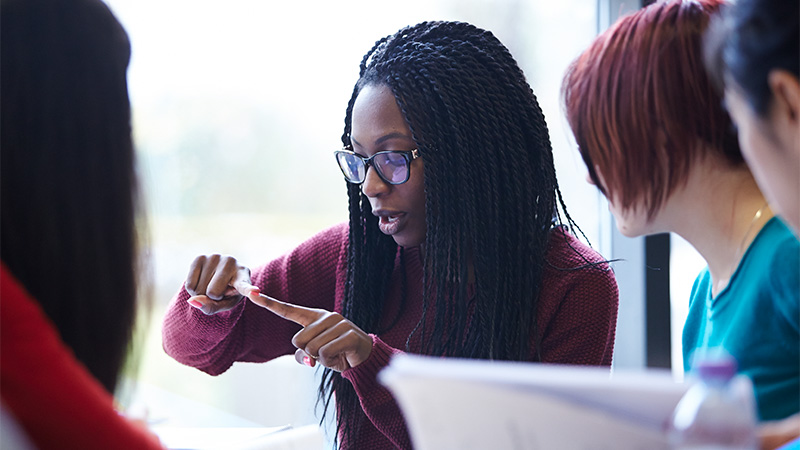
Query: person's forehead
[{"left": 351, "top": 84, "right": 413, "bottom": 147}]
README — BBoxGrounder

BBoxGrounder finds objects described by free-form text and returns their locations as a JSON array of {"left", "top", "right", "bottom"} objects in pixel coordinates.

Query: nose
[{"left": 361, "top": 165, "right": 390, "bottom": 198}]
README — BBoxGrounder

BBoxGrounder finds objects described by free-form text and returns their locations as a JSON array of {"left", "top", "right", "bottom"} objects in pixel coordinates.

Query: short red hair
[{"left": 562, "top": 0, "right": 740, "bottom": 218}]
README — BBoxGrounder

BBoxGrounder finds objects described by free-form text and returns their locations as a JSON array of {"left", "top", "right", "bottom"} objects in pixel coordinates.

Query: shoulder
[
  {"left": 1, "top": 263, "right": 51, "bottom": 330},
  {"left": 541, "top": 227, "right": 618, "bottom": 297},
  {"left": 287, "top": 222, "right": 349, "bottom": 260},
  {"left": 1, "top": 262, "right": 85, "bottom": 368},
  {"left": 763, "top": 218, "right": 800, "bottom": 267},
  {"left": 689, "top": 268, "right": 712, "bottom": 305},
  {"left": 757, "top": 219, "right": 800, "bottom": 321},
  {"left": 692, "top": 266, "right": 712, "bottom": 285},
  {"left": 251, "top": 222, "right": 349, "bottom": 284},
  {"left": 1, "top": 263, "right": 163, "bottom": 449},
  {"left": 748, "top": 218, "right": 800, "bottom": 290},
  {"left": 304, "top": 222, "right": 349, "bottom": 247},
  {"left": 544, "top": 226, "right": 611, "bottom": 271}
]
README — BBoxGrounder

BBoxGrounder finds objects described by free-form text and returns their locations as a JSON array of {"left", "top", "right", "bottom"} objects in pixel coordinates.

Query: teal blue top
[{"left": 683, "top": 217, "right": 800, "bottom": 421}]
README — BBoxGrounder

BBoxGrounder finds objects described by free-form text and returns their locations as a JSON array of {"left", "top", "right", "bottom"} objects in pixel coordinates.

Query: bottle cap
[{"left": 690, "top": 348, "right": 738, "bottom": 381}]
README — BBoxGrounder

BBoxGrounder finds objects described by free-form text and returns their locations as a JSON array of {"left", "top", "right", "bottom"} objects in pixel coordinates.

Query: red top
[
  {"left": 162, "top": 223, "right": 619, "bottom": 449},
  {"left": 0, "top": 263, "right": 164, "bottom": 450}
]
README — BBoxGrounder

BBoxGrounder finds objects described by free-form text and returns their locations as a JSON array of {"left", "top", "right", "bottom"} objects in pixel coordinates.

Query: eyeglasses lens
[
  {"left": 374, "top": 153, "right": 408, "bottom": 184},
  {"left": 338, "top": 153, "right": 366, "bottom": 183}
]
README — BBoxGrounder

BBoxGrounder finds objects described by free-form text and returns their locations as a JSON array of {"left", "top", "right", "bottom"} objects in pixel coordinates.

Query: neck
[{"left": 665, "top": 162, "right": 771, "bottom": 296}]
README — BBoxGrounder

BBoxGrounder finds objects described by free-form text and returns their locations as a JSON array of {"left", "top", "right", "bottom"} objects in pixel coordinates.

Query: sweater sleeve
[
  {"left": 536, "top": 230, "right": 619, "bottom": 366},
  {"left": 341, "top": 335, "right": 412, "bottom": 449},
  {"left": 161, "top": 223, "right": 349, "bottom": 376}
]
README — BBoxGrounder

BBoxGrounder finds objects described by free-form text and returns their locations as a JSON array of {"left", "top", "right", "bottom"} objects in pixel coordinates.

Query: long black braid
[{"left": 320, "top": 21, "right": 589, "bottom": 447}]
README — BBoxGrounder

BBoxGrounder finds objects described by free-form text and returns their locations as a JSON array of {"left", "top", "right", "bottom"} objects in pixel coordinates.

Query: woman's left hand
[{"left": 246, "top": 293, "right": 373, "bottom": 372}]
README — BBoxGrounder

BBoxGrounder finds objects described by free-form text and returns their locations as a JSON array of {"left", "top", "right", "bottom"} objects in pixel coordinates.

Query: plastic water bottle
[{"left": 668, "top": 353, "right": 758, "bottom": 450}]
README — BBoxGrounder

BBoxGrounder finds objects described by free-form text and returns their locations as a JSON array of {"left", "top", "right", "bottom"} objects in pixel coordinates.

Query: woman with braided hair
[{"left": 162, "top": 20, "right": 618, "bottom": 449}]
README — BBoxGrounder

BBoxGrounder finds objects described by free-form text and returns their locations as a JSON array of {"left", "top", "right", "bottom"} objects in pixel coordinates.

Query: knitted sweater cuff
[{"left": 342, "top": 334, "right": 402, "bottom": 387}]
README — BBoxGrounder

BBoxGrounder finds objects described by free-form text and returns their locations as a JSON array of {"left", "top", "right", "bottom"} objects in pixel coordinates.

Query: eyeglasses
[{"left": 334, "top": 147, "right": 420, "bottom": 185}]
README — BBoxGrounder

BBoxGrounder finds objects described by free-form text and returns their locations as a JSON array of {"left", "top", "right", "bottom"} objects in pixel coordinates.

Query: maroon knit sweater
[{"left": 162, "top": 223, "right": 618, "bottom": 449}]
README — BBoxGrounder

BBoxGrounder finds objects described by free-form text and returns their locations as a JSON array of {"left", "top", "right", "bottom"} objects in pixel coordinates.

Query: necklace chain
[{"left": 730, "top": 201, "right": 771, "bottom": 278}]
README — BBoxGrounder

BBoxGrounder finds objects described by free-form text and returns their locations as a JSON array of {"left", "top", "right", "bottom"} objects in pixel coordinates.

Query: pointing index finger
[
  {"left": 247, "top": 293, "right": 323, "bottom": 327},
  {"left": 233, "top": 279, "right": 260, "bottom": 298},
  {"left": 232, "top": 267, "right": 258, "bottom": 298}
]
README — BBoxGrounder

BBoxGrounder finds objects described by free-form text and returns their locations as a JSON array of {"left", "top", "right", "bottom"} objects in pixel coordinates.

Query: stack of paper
[{"left": 379, "top": 354, "right": 689, "bottom": 450}]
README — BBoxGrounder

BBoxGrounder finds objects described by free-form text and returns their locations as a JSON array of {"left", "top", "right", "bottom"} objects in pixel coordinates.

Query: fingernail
[
  {"left": 303, "top": 356, "right": 312, "bottom": 367},
  {"left": 187, "top": 299, "right": 203, "bottom": 309}
]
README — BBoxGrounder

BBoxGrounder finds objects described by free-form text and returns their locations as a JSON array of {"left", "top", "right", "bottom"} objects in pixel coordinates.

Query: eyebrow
[{"left": 351, "top": 132, "right": 414, "bottom": 148}]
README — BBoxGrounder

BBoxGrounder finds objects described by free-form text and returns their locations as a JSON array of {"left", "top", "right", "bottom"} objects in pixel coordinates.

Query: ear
[
  {"left": 592, "top": 164, "right": 607, "bottom": 193},
  {"left": 767, "top": 70, "right": 800, "bottom": 141}
]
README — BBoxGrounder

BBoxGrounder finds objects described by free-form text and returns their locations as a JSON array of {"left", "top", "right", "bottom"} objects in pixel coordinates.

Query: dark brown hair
[
  {"left": 1, "top": 0, "right": 143, "bottom": 394},
  {"left": 704, "top": 0, "right": 799, "bottom": 116}
]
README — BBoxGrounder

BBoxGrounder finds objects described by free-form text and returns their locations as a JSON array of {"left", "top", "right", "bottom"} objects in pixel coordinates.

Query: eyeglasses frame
[{"left": 334, "top": 146, "right": 420, "bottom": 185}]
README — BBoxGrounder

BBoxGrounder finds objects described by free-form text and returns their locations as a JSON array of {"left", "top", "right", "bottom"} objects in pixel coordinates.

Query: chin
[
  {"left": 616, "top": 223, "right": 643, "bottom": 238},
  {"left": 393, "top": 238, "right": 422, "bottom": 248},
  {"left": 392, "top": 232, "right": 425, "bottom": 248}
]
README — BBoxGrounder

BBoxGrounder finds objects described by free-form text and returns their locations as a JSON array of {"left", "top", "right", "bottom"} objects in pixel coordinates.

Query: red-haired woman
[{"left": 561, "top": 0, "right": 799, "bottom": 427}]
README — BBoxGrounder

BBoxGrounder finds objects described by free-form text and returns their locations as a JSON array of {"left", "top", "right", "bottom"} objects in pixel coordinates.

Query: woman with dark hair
[
  {"left": 705, "top": 0, "right": 799, "bottom": 236},
  {"left": 562, "top": 0, "right": 798, "bottom": 428},
  {"left": 162, "top": 21, "right": 619, "bottom": 449},
  {"left": 0, "top": 0, "right": 162, "bottom": 447}
]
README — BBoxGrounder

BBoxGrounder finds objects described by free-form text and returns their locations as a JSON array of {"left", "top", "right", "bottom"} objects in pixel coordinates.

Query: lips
[{"left": 374, "top": 209, "right": 406, "bottom": 236}]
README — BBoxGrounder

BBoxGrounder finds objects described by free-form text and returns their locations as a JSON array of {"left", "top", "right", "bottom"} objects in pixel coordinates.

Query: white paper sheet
[{"left": 379, "top": 354, "right": 690, "bottom": 450}]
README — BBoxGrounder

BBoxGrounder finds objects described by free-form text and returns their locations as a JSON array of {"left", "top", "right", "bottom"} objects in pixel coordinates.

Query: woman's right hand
[{"left": 184, "top": 254, "right": 261, "bottom": 315}]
